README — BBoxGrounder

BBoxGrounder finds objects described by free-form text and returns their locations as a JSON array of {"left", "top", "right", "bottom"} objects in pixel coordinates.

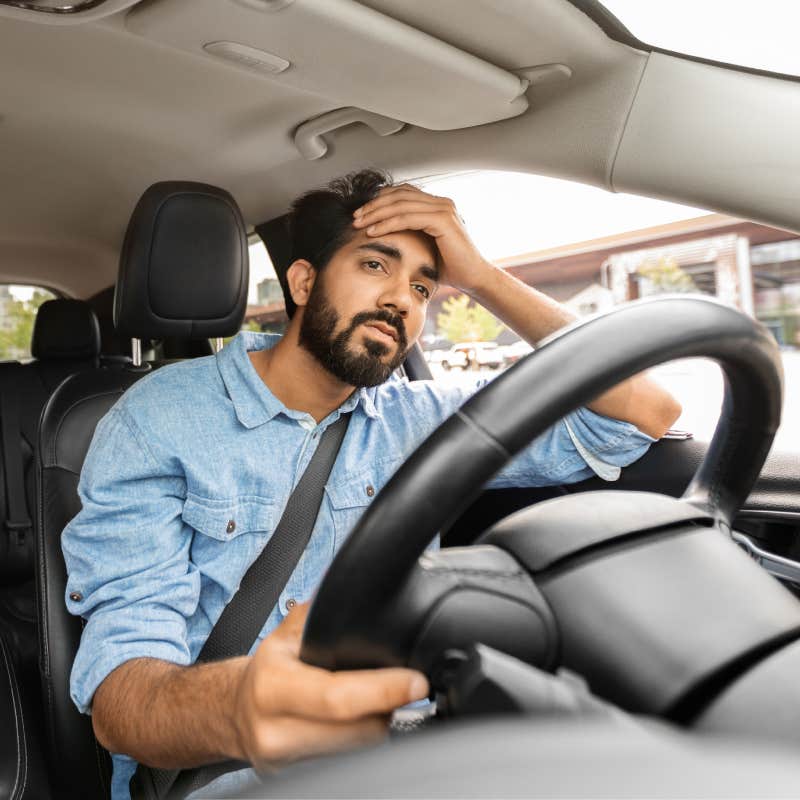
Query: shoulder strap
[
  {"left": 132, "top": 411, "right": 352, "bottom": 800},
  {"left": 0, "top": 365, "right": 33, "bottom": 542}
]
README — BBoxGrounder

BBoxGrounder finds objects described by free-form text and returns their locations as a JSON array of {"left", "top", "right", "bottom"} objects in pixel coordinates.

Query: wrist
[
  {"left": 457, "top": 260, "right": 501, "bottom": 298},
  {"left": 227, "top": 656, "right": 253, "bottom": 762}
]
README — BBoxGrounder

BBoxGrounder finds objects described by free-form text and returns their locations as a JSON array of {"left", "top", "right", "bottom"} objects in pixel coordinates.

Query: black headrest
[
  {"left": 31, "top": 299, "right": 101, "bottom": 361},
  {"left": 114, "top": 181, "right": 249, "bottom": 340}
]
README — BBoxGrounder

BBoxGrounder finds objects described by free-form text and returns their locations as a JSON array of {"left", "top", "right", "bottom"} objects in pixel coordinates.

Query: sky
[{"left": 600, "top": 0, "right": 800, "bottom": 77}]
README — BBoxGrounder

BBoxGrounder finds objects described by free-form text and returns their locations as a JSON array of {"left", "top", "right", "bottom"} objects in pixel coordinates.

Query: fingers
[
  {"left": 270, "top": 601, "right": 310, "bottom": 654},
  {"left": 247, "top": 714, "right": 389, "bottom": 770},
  {"left": 353, "top": 200, "right": 455, "bottom": 232},
  {"left": 238, "top": 608, "right": 430, "bottom": 771},
  {"left": 356, "top": 210, "right": 454, "bottom": 239},
  {"left": 354, "top": 185, "right": 452, "bottom": 221},
  {"left": 253, "top": 608, "right": 429, "bottom": 722},
  {"left": 255, "top": 658, "right": 428, "bottom": 722}
]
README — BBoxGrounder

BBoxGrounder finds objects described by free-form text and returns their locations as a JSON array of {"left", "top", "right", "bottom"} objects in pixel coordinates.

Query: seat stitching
[
  {"left": 0, "top": 636, "right": 23, "bottom": 798},
  {"left": 35, "top": 458, "right": 51, "bottom": 679},
  {"left": 14, "top": 660, "right": 27, "bottom": 800},
  {"left": 35, "top": 451, "right": 59, "bottom": 780}
]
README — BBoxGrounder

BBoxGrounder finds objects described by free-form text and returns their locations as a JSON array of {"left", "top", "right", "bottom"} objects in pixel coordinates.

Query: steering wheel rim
[{"left": 301, "top": 296, "right": 783, "bottom": 671}]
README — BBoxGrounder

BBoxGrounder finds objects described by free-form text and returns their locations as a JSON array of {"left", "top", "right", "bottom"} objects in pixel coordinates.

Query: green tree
[
  {"left": 637, "top": 257, "right": 697, "bottom": 294},
  {"left": 0, "top": 290, "right": 52, "bottom": 360},
  {"left": 436, "top": 294, "right": 504, "bottom": 343}
]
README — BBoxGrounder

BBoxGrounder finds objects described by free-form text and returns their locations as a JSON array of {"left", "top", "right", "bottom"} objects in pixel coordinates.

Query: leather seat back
[
  {"left": 37, "top": 370, "right": 144, "bottom": 800},
  {"left": 0, "top": 299, "right": 100, "bottom": 586},
  {"left": 35, "top": 181, "right": 248, "bottom": 799},
  {"left": 0, "top": 299, "right": 101, "bottom": 703},
  {"left": 0, "top": 630, "right": 50, "bottom": 799}
]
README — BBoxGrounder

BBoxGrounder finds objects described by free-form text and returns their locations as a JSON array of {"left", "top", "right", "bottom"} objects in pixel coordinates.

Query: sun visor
[{"left": 125, "top": 0, "right": 530, "bottom": 131}]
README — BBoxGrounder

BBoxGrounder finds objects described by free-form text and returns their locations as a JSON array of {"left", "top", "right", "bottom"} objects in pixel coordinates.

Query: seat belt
[
  {"left": 0, "top": 365, "right": 33, "bottom": 549},
  {"left": 131, "top": 411, "right": 352, "bottom": 800}
]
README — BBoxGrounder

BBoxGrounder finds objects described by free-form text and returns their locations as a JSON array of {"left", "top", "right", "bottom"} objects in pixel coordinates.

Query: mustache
[{"left": 347, "top": 310, "right": 408, "bottom": 349}]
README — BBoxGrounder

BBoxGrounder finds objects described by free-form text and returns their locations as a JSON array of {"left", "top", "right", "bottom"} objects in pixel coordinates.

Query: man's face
[{"left": 298, "top": 230, "right": 439, "bottom": 387}]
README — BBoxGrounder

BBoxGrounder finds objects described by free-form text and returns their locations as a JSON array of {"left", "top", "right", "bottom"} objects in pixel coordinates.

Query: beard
[{"left": 298, "top": 279, "right": 409, "bottom": 388}]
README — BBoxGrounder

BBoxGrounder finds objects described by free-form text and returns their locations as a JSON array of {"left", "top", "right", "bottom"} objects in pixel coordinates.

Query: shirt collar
[{"left": 216, "top": 331, "right": 381, "bottom": 429}]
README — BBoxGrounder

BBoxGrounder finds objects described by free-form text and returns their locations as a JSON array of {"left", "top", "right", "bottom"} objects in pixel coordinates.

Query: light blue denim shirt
[{"left": 62, "top": 331, "right": 655, "bottom": 799}]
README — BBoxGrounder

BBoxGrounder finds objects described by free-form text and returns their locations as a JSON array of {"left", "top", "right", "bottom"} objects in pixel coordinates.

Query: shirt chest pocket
[
  {"left": 326, "top": 477, "right": 378, "bottom": 553},
  {"left": 326, "top": 456, "right": 406, "bottom": 553},
  {"left": 183, "top": 494, "right": 276, "bottom": 583}
]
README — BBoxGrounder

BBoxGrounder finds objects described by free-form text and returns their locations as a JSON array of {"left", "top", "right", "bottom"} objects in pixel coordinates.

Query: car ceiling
[{"left": 0, "top": 0, "right": 799, "bottom": 298}]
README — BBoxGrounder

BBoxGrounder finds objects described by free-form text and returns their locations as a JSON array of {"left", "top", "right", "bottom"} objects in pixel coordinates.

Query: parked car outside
[
  {"left": 501, "top": 339, "right": 534, "bottom": 368},
  {"left": 441, "top": 341, "right": 504, "bottom": 370}
]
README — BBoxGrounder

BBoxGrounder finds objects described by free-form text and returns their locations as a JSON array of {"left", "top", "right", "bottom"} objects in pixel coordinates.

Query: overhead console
[{"left": 124, "top": 0, "right": 534, "bottom": 132}]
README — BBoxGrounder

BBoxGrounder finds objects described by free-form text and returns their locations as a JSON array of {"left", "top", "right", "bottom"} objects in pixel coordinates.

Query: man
[{"left": 63, "top": 170, "right": 681, "bottom": 799}]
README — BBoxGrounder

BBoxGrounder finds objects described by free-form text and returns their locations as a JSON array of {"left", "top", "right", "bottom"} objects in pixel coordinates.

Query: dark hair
[{"left": 282, "top": 168, "right": 393, "bottom": 317}]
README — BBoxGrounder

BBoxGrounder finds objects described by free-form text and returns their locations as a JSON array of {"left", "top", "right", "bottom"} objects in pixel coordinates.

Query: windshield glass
[
  {"left": 415, "top": 170, "right": 799, "bottom": 451},
  {"left": 598, "top": 0, "right": 800, "bottom": 77}
]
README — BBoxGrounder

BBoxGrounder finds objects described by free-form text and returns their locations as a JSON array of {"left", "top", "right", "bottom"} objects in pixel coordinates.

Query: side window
[
  {"left": 245, "top": 236, "right": 287, "bottom": 336},
  {"left": 220, "top": 237, "right": 287, "bottom": 347},
  {"left": 418, "top": 171, "right": 798, "bottom": 448},
  {"left": 0, "top": 285, "right": 57, "bottom": 361}
]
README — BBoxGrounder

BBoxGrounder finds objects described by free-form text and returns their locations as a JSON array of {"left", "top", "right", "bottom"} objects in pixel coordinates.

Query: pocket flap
[
  {"left": 326, "top": 479, "right": 375, "bottom": 510},
  {"left": 183, "top": 494, "right": 275, "bottom": 541}
]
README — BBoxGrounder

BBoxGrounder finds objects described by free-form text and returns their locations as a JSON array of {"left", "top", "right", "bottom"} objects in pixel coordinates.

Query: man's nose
[{"left": 378, "top": 282, "right": 411, "bottom": 317}]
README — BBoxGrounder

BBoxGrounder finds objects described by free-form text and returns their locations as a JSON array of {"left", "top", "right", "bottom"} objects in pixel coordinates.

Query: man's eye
[
  {"left": 413, "top": 284, "right": 431, "bottom": 300},
  {"left": 364, "top": 260, "right": 384, "bottom": 272}
]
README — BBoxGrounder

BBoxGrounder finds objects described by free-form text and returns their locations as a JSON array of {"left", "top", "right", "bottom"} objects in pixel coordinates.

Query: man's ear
[{"left": 286, "top": 259, "right": 317, "bottom": 308}]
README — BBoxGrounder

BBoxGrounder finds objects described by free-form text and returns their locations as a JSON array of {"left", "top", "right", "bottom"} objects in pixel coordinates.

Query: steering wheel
[{"left": 300, "top": 296, "right": 784, "bottom": 715}]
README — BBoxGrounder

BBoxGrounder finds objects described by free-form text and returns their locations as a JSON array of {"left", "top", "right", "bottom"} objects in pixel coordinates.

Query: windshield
[{"left": 597, "top": 0, "right": 800, "bottom": 77}]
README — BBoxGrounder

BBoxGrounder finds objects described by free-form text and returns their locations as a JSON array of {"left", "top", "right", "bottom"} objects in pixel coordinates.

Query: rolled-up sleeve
[
  {"left": 488, "top": 405, "right": 656, "bottom": 489},
  {"left": 63, "top": 405, "right": 199, "bottom": 715}
]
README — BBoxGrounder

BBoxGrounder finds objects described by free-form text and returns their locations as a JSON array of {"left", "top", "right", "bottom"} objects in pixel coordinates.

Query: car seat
[
  {"left": 0, "top": 299, "right": 101, "bottom": 682},
  {"left": 0, "top": 298, "right": 100, "bottom": 800},
  {"left": 0, "top": 629, "right": 50, "bottom": 799},
  {"left": 34, "top": 181, "right": 248, "bottom": 800}
]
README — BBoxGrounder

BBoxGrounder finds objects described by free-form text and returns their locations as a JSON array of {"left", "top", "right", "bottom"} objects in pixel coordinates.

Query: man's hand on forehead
[{"left": 352, "top": 184, "right": 494, "bottom": 295}]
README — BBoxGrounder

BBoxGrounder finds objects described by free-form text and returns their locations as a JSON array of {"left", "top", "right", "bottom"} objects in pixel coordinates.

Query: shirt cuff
[{"left": 564, "top": 418, "right": 622, "bottom": 481}]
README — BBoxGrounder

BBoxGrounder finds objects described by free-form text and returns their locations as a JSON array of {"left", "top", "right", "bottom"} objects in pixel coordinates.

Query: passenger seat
[{"left": 0, "top": 299, "right": 101, "bottom": 672}]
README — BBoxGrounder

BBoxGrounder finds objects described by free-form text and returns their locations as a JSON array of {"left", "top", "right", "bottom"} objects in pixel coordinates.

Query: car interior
[{"left": 1, "top": 0, "right": 800, "bottom": 798}]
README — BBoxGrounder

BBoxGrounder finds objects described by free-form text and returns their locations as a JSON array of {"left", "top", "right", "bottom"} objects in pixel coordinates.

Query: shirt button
[
  {"left": 226, "top": 520, "right": 236, "bottom": 534},
  {"left": 286, "top": 598, "right": 297, "bottom": 610},
  {"left": 69, "top": 591, "right": 83, "bottom": 602},
  {"left": 365, "top": 485, "right": 375, "bottom": 497}
]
